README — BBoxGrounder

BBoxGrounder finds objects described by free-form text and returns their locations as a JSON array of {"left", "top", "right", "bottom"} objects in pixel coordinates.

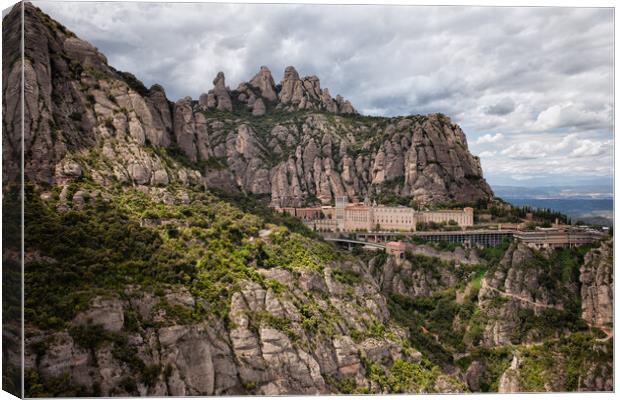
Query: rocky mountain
[
  {"left": 372, "top": 240, "right": 613, "bottom": 393},
  {"left": 2, "top": 3, "right": 612, "bottom": 397},
  {"left": 580, "top": 240, "right": 613, "bottom": 328},
  {"left": 3, "top": 2, "right": 492, "bottom": 207},
  {"left": 25, "top": 261, "right": 428, "bottom": 396}
]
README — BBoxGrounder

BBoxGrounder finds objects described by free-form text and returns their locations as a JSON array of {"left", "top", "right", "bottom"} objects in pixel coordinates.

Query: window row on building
[{"left": 274, "top": 196, "right": 474, "bottom": 232}]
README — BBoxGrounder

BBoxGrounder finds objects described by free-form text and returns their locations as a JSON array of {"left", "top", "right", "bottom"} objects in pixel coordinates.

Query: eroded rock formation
[
  {"left": 3, "top": 3, "right": 493, "bottom": 208},
  {"left": 580, "top": 240, "right": 613, "bottom": 327}
]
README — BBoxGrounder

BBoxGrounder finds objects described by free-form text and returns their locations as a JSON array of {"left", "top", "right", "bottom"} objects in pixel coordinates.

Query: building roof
[
  {"left": 345, "top": 204, "right": 370, "bottom": 210},
  {"left": 386, "top": 241, "right": 407, "bottom": 250},
  {"left": 423, "top": 209, "right": 470, "bottom": 213}
]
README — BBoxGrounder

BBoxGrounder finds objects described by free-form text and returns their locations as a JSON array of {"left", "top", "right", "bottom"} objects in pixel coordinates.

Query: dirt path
[
  {"left": 485, "top": 286, "right": 563, "bottom": 310},
  {"left": 487, "top": 286, "right": 614, "bottom": 342}
]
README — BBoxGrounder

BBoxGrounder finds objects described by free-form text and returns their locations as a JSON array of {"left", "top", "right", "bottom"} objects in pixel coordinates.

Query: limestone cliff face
[
  {"left": 580, "top": 240, "right": 613, "bottom": 328},
  {"left": 23, "top": 258, "right": 458, "bottom": 396},
  {"left": 3, "top": 3, "right": 201, "bottom": 189},
  {"left": 461, "top": 240, "right": 613, "bottom": 393},
  {"left": 477, "top": 239, "right": 614, "bottom": 349},
  {"left": 477, "top": 243, "right": 571, "bottom": 347},
  {"left": 371, "top": 245, "right": 483, "bottom": 299},
  {"left": 4, "top": 3, "right": 493, "bottom": 208},
  {"left": 195, "top": 111, "right": 492, "bottom": 206}
]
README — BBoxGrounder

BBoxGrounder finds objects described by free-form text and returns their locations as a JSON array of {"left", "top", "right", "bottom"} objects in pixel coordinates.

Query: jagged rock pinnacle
[
  {"left": 250, "top": 66, "right": 278, "bottom": 102},
  {"left": 212, "top": 71, "right": 232, "bottom": 111}
]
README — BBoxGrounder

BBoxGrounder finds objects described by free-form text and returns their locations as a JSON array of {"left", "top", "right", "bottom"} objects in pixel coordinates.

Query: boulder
[
  {"left": 252, "top": 97, "right": 266, "bottom": 116},
  {"left": 72, "top": 296, "right": 125, "bottom": 332}
]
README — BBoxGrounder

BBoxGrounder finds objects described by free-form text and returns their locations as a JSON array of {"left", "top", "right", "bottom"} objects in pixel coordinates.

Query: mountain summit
[
  {"left": 4, "top": 2, "right": 492, "bottom": 208},
  {"left": 201, "top": 65, "right": 358, "bottom": 116}
]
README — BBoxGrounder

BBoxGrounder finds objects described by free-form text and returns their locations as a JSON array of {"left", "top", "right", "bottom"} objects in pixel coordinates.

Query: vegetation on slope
[
  {"left": 22, "top": 181, "right": 455, "bottom": 396},
  {"left": 16, "top": 176, "right": 612, "bottom": 395},
  {"left": 23, "top": 182, "right": 344, "bottom": 330},
  {"left": 376, "top": 237, "right": 611, "bottom": 392}
]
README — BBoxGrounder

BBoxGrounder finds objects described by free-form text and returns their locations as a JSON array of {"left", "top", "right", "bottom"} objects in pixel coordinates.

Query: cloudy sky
[{"left": 35, "top": 1, "right": 614, "bottom": 188}]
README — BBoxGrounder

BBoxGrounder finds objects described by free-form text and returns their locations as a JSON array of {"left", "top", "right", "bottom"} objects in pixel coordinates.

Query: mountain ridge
[{"left": 3, "top": 2, "right": 493, "bottom": 208}]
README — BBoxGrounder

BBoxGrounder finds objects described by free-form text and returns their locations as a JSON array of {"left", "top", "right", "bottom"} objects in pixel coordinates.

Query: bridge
[
  {"left": 321, "top": 229, "right": 515, "bottom": 248},
  {"left": 324, "top": 237, "right": 387, "bottom": 250}
]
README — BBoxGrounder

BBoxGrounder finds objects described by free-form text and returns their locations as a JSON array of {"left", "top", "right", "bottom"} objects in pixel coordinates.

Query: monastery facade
[{"left": 275, "top": 196, "right": 474, "bottom": 232}]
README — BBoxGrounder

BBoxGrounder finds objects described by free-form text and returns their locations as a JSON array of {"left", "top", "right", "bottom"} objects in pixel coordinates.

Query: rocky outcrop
[
  {"left": 249, "top": 66, "right": 278, "bottom": 102},
  {"left": 198, "top": 72, "right": 233, "bottom": 112},
  {"left": 252, "top": 97, "right": 266, "bottom": 116},
  {"left": 580, "top": 240, "right": 613, "bottom": 327},
  {"left": 371, "top": 245, "right": 484, "bottom": 302},
  {"left": 406, "top": 244, "right": 483, "bottom": 266},
  {"left": 579, "top": 356, "right": 614, "bottom": 391},
  {"left": 212, "top": 72, "right": 233, "bottom": 112},
  {"left": 3, "top": 2, "right": 200, "bottom": 190},
  {"left": 496, "top": 343, "right": 613, "bottom": 393},
  {"left": 173, "top": 96, "right": 210, "bottom": 163},
  {"left": 72, "top": 297, "right": 125, "bottom": 332},
  {"left": 24, "top": 260, "right": 430, "bottom": 396},
  {"left": 200, "top": 112, "right": 492, "bottom": 206},
  {"left": 276, "top": 66, "right": 357, "bottom": 114},
  {"left": 498, "top": 353, "right": 521, "bottom": 393},
  {"left": 372, "top": 252, "right": 458, "bottom": 298},
  {"left": 231, "top": 65, "right": 357, "bottom": 116},
  {"left": 477, "top": 243, "right": 568, "bottom": 346},
  {"left": 465, "top": 361, "right": 486, "bottom": 392},
  {"left": 4, "top": 3, "right": 492, "bottom": 208}
]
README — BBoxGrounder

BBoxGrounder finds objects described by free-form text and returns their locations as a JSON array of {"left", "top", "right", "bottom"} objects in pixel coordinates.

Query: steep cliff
[
  {"left": 474, "top": 242, "right": 613, "bottom": 392},
  {"left": 4, "top": 3, "right": 493, "bottom": 207},
  {"left": 580, "top": 240, "right": 613, "bottom": 328},
  {"left": 369, "top": 240, "right": 613, "bottom": 393},
  {"left": 477, "top": 242, "right": 584, "bottom": 347},
  {"left": 2, "top": 2, "right": 202, "bottom": 190}
]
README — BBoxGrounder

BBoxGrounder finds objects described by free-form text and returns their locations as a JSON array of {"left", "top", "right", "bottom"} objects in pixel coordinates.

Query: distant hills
[
  {"left": 493, "top": 184, "right": 613, "bottom": 200},
  {"left": 494, "top": 185, "right": 613, "bottom": 226}
]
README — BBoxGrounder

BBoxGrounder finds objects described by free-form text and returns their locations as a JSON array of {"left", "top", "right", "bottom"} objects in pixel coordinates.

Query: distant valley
[{"left": 494, "top": 185, "right": 613, "bottom": 226}]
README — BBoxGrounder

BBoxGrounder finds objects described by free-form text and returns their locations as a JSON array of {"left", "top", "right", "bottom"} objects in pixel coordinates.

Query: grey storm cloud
[
  {"left": 484, "top": 98, "right": 516, "bottom": 116},
  {"left": 33, "top": 1, "right": 614, "bottom": 186}
]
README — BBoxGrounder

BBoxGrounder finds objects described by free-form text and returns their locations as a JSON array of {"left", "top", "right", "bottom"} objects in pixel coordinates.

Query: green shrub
[
  {"left": 68, "top": 324, "right": 108, "bottom": 350},
  {"left": 332, "top": 269, "right": 362, "bottom": 285}
]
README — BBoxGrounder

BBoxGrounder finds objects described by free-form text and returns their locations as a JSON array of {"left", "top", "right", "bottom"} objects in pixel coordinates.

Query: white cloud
[
  {"left": 479, "top": 132, "right": 613, "bottom": 187},
  {"left": 570, "top": 139, "right": 612, "bottom": 157},
  {"left": 552, "top": 133, "right": 579, "bottom": 151},
  {"left": 478, "top": 151, "right": 497, "bottom": 158},
  {"left": 475, "top": 133, "right": 505, "bottom": 145},
  {"left": 497, "top": 134, "right": 611, "bottom": 161},
  {"left": 501, "top": 142, "right": 546, "bottom": 160},
  {"left": 532, "top": 102, "right": 611, "bottom": 131}
]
